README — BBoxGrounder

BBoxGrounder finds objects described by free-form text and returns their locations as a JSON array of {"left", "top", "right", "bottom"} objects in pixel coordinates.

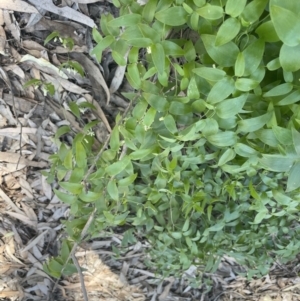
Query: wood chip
[
  {"left": 0, "top": 152, "right": 48, "bottom": 168},
  {"left": 0, "top": 0, "right": 38, "bottom": 13}
]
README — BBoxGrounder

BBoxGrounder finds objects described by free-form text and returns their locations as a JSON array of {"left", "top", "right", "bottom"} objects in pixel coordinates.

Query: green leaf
[
  {"left": 118, "top": 173, "right": 137, "bottom": 186},
  {"left": 190, "top": 12, "right": 200, "bottom": 31},
  {"left": 55, "top": 125, "right": 71, "bottom": 139},
  {"left": 58, "top": 143, "right": 69, "bottom": 161},
  {"left": 143, "top": 67, "right": 157, "bottom": 80},
  {"left": 171, "top": 232, "right": 182, "bottom": 239},
  {"left": 100, "top": 13, "right": 119, "bottom": 37},
  {"left": 207, "top": 77, "right": 235, "bottom": 104},
  {"left": 155, "top": 7, "right": 188, "bottom": 26},
  {"left": 184, "top": 40, "right": 196, "bottom": 62},
  {"left": 196, "top": 4, "right": 223, "bottom": 20},
  {"left": 107, "top": 180, "right": 119, "bottom": 201},
  {"left": 187, "top": 76, "right": 200, "bottom": 99},
  {"left": 193, "top": 67, "right": 225, "bottom": 82},
  {"left": 128, "top": 47, "right": 139, "bottom": 63},
  {"left": 64, "top": 61, "right": 85, "bottom": 77},
  {"left": 79, "top": 191, "right": 102, "bottom": 203},
  {"left": 44, "top": 31, "right": 59, "bottom": 45},
  {"left": 122, "top": 229, "right": 136, "bottom": 247},
  {"left": 287, "top": 162, "right": 300, "bottom": 192},
  {"left": 169, "top": 101, "right": 192, "bottom": 115},
  {"left": 267, "top": 58, "right": 281, "bottom": 71},
  {"left": 292, "top": 127, "right": 300, "bottom": 156},
  {"left": 243, "top": 39, "right": 265, "bottom": 76},
  {"left": 164, "top": 115, "right": 177, "bottom": 133},
  {"left": 142, "top": 0, "right": 158, "bottom": 23},
  {"left": 132, "top": 100, "right": 148, "bottom": 119},
  {"left": 64, "top": 150, "right": 73, "bottom": 169},
  {"left": 192, "top": 99, "right": 206, "bottom": 113},
  {"left": 143, "top": 107, "right": 156, "bottom": 127},
  {"left": 91, "top": 35, "right": 114, "bottom": 58},
  {"left": 201, "top": 35, "right": 239, "bottom": 67},
  {"left": 234, "top": 143, "right": 257, "bottom": 157},
  {"left": 255, "top": 21, "right": 280, "bottom": 42},
  {"left": 109, "top": 14, "right": 142, "bottom": 27},
  {"left": 238, "top": 112, "right": 272, "bottom": 133},
  {"left": 263, "top": 83, "right": 293, "bottom": 97},
  {"left": 207, "top": 131, "right": 237, "bottom": 147},
  {"left": 202, "top": 118, "right": 218, "bottom": 136},
  {"left": 106, "top": 157, "right": 131, "bottom": 176},
  {"left": 126, "top": 63, "right": 141, "bottom": 89},
  {"left": 253, "top": 210, "right": 269, "bottom": 224},
  {"left": 129, "top": 148, "right": 155, "bottom": 160},
  {"left": 283, "top": 70, "right": 293, "bottom": 83},
  {"left": 61, "top": 240, "right": 70, "bottom": 263},
  {"left": 75, "top": 141, "right": 87, "bottom": 169},
  {"left": 241, "top": 0, "right": 268, "bottom": 23},
  {"left": 277, "top": 90, "right": 300, "bottom": 106},
  {"left": 235, "top": 52, "right": 245, "bottom": 77},
  {"left": 215, "top": 18, "right": 241, "bottom": 46},
  {"left": 260, "top": 154, "right": 295, "bottom": 172},
  {"left": 151, "top": 43, "right": 165, "bottom": 75},
  {"left": 143, "top": 93, "right": 169, "bottom": 112},
  {"left": 59, "top": 182, "right": 83, "bottom": 195},
  {"left": 83, "top": 120, "right": 99, "bottom": 133},
  {"left": 180, "top": 77, "right": 189, "bottom": 90},
  {"left": 255, "top": 129, "right": 278, "bottom": 147},
  {"left": 47, "top": 259, "right": 63, "bottom": 274},
  {"left": 235, "top": 78, "right": 259, "bottom": 92},
  {"left": 112, "top": 51, "right": 127, "bottom": 66},
  {"left": 272, "top": 126, "right": 292, "bottom": 145},
  {"left": 216, "top": 93, "right": 248, "bottom": 119},
  {"left": 183, "top": 3, "right": 193, "bottom": 14},
  {"left": 54, "top": 189, "right": 77, "bottom": 205},
  {"left": 126, "top": 38, "right": 152, "bottom": 47},
  {"left": 63, "top": 264, "right": 78, "bottom": 276},
  {"left": 208, "top": 222, "right": 225, "bottom": 232},
  {"left": 191, "top": 0, "right": 203, "bottom": 6},
  {"left": 162, "top": 41, "right": 184, "bottom": 57},
  {"left": 225, "top": 0, "right": 247, "bottom": 17},
  {"left": 270, "top": 3, "right": 300, "bottom": 46},
  {"left": 69, "top": 102, "right": 80, "bottom": 119},
  {"left": 138, "top": 24, "right": 160, "bottom": 43},
  {"left": 110, "top": 126, "right": 120, "bottom": 152},
  {"left": 279, "top": 44, "right": 300, "bottom": 72},
  {"left": 218, "top": 148, "right": 236, "bottom": 166},
  {"left": 23, "top": 78, "right": 41, "bottom": 89}
]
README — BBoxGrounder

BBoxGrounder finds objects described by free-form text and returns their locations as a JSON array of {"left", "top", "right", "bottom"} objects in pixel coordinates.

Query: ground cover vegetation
[{"left": 43, "top": 0, "right": 300, "bottom": 285}]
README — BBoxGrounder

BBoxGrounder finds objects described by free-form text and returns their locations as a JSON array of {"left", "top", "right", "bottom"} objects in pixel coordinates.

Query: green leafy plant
[
  {"left": 23, "top": 78, "right": 55, "bottom": 96},
  {"left": 44, "top": 31, "right": 74, "bottom": 50},
  {"left": 43, "top": 239, "right": 79, "bottom": 278},
  {"left": 46, "top": 0, "right": 300, "bottom": 283}
]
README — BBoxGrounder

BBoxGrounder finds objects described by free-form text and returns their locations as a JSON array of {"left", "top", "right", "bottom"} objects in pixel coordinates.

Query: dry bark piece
[
  {"left": 20, "top": 54, "right": 68, "bottom": 79},
  {"left": 2, "top": 10, "right": 21, "bottom": 43},
  {"left": 70, "top": 52, "right": 110, "bottom": 105},
  {"left": 28, "top": 0, "right": 95, "bottom": 28},
  {"left": 0, "top": 151, "right": 48, "bottom": 168},
  {"left": 42, "top": 73, "right": 89, "bottom": 95},
  {"left": 0, "top": 25, "right": 7, "bottom": 55},
  {"left": 0, "top": 0, "right": 38, "bottom": 13}
]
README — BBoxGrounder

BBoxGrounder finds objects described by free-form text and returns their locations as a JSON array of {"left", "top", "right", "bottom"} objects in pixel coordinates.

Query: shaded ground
[{"left": 0, "top": 1, "right": 300, "bottom": 300}]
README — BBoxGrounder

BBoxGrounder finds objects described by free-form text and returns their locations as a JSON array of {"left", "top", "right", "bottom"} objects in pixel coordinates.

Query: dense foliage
[{"left": 44, "top": 0, "right": 300, "bottom": 281}]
